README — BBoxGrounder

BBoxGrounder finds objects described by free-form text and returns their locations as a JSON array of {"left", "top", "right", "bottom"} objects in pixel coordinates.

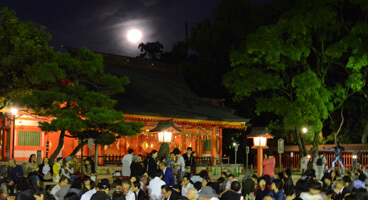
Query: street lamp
[
  {"left": 233, "top": 142, "right": 239, "bottom": 164},
  {"left": 10, "top": 108, "right": 18, "bottom": 158},
  {"left": 352, "top": 153, "right": 357, "bottom": 169},
  {"left": 158, "top": 131, "right": 173, "bottom": 143},
  {"left": 302, "top": 127, "right": 308, "bottom": 134},
  {"left": 247, "top": 127, "right": 274, "bottom": 177}
]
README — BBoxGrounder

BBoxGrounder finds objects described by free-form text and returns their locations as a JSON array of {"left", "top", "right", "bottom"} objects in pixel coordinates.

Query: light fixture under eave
[{"left": 149, "top": 119, "right": 181, "bottom": 143}]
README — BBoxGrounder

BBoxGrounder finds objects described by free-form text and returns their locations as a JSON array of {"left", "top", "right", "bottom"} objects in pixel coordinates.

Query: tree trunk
[
  {"left": 311, "top": 131, "right": 320, "bottom": 159},
  {"left": 49, "top": 129, "right": 66, "bottom": 163},
  {"left": 68, "top": 139, "right": 88, "bottom": 157},
  {"left": 292, "top": 130, "right": 307, "bottom": 157},
  {"left": 362, "top": 123, "right": 368, "bottom": 144}
]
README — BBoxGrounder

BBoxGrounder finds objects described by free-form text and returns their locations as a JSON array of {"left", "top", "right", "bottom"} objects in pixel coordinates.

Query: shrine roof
[{"left": 68, "top": 48, "right": 249, "bottom": 127}]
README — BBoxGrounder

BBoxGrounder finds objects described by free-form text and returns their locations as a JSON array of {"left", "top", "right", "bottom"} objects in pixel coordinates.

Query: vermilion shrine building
[{"left": 0, "top": 49, "right": 249, "bottom": 162}]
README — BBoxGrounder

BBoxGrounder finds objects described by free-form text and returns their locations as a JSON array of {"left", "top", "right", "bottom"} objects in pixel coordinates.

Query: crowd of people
[{"left": 0, "top": 147, "right": 367, "bottom": 200}]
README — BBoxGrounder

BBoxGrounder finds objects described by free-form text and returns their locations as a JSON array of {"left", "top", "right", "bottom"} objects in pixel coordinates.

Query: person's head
[
  {"left": 358, "top": 173, "right": 367, "bottom": 182},
  {"left": 132, "top": 155, "right": 139, "bottom": 163},
  {"left": 151, "top": 150, "right": 158, "bottom": 158},
  {"left": 83, "top": 176, "right": 91, "bottom": 186},
  {"left": 250, "top": 174, "right": 258, "bottom": 182},
  {"left": 137, "top": 154, "right": 143, "bottom": 162},
  {"left": 263, "top": 175, "right": 271, "bottom": 185},
  {"left": 112, "top": 178, "right": 123, "bottom": 190},
  {"left": 187, "top": 188, "right": 198, "bottom": 200},
  {"left": 161, "top": 185, "right": 172, "bottom": 199},
  {"left": 335, "top": 178, "right": 345, "bottom": 190},
  {"left": 228, "top": 174, "right": 235, "bottom": 183},
  {"left": 29, "top": 154, "right": 36, "bottom": 163},
  {"left": 169, "top": 152, "right": 175, "bottom": 159},
  {"left": 257, "top": 178, "right": 266, "bottom": 190},
  {"left": 323, "top": 173, "right": 332, "bottom": 185},
  {"left": 72, "top": 155, "right": 78, "bottom": 162},
  {"left": 331, "top": 171, "right": 336, "bottom": 178},
  {"left": 159, "top": 161, "right": 167, "bottom": 170},
  {"left": 64, "top": 156, "right": 72, "bottom": 165},
  {"left": 59, "top": 176, "right": 69, "bottom": 186},
  {"left": 308, "top": 181, "right": 322, "bottom": 195},
  {"left": 132, "top": 181, "right": 140, "bottom": 192},
  {"left": 194, "top": 181, "right": 202, "bottom": 191},
  {"left": 122, "top": 180, "right": 131, "bottom": 195},
  {"left": 64, "top": 193, "right": 80, "bottom": 200},
  {"left": 84, "top": 159, "right": 91, "bottom": 165},
  {"left": 155, "top": 171, "right": 163, "bottom": 179},
  {"left": 97, "top": 179, "right": 111, "bottom": 194},
  {"left": 271, "top": 179, "right": 283, "bottom": 192},
  {"left": 198, "top": 186, "right": 217, "bottom": 200},
  {"left": 202, "top": 176, "right": 211, "bottom": 187},
  {"left": 15, "top": 190, "right": 37, "bottom": 200},
  {"left": 284, "top": 168, "right": 292, "bottom": 178},
  {"left": 230, "top": 181, "right": 241, "bottom": 192},
  {"left": 57, "top": 157, "right": 63, "bottom": 164},
  {"left": 173, "top": 148, "right": 181, "bottom": 156},
  {"left": 8, "top": 158, "right": 16, "bottom": 167},
  {"left": 112, "top": 190, "right": 125, "bottom": 200},
  {"left": 187, "top": 147, "right": 192, "bottom": 154},
  {"left": 128, "top": 149, "right": 134, "bottom": 154},
  {"left": 342, "top": 175, "right": 351, "bottom": 187},
  {"left": 130, "top": 176, "right": 138, "bottom": 183},
  {"left": 71, "top": 178, "right": 83, "bottom": 189},
  {"left": 43, "top": 157, "right": 49, "bottom": 164},
  {"left": 183, "top": 175, "right": 191, "bottom": 186},
  {"left": 199, "top": 170, "right": 209, "bottom": 178}
]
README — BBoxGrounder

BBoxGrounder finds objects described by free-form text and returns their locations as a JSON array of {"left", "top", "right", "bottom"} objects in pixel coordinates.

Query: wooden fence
[{"left": 254, "top": 151, "right": 368, "bottom": 169}]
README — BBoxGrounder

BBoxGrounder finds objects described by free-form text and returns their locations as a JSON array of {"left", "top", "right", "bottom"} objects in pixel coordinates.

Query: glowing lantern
[
  {"left": 247, "top": 127, "right": 274, "bottom": 177},
  {"left": 149, "top": 119, "right": 181, "bottom": 143}
]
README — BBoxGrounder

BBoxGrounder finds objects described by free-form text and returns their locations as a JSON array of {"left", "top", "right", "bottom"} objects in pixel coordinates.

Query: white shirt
[
  {"left": 125, "top": 189, "right": 135, "bottom": 200},
  {"left": 42, "top": 164, "right": 51, "bottom": 176},
  {"left": 122, "top": 154, "right": 133, "bottom": 176},
  {"left": 177, "top": 156, "right": 185, "bottom": 173},
  {"left": 300, "top": 192, "right": 323, "bottom": 200},
  {"left": 50, "top": 184, "right": 61, "bottom": 200},
  {"left": 182, "top": 183, "right": 194, "bottom": 197},
  {"left": 81, "top": 188, "right": 97, "bottom": 200},
  {"left": 313, "top": 155, "right": 327, "bottom": 169},
  {"left": 147, "top": 177, "right": 165, "bottom": 200}
]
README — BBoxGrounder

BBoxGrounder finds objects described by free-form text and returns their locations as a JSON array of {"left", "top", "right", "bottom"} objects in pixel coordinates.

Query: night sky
[{"left": 0, "top": 0, "right": 221, "bottom": 57}]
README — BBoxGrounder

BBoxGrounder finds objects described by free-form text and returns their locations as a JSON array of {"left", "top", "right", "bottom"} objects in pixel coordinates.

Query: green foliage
[
  {"left": 1, "top": 8, "right": 143, "bottom": 159},
  {"left": 138, "top": 41, "right": 164, "bottom": 60},
  {"left": 0, "top": 7, "right": 55, "bottom": 108},
  {"left": 225, "top": 0, "right": 368, "bottom": 153}
]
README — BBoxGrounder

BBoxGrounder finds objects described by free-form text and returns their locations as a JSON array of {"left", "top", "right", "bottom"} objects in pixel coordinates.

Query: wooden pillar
[
  {"left": 257, "top": 147, "right": 264, "bottom": 177},
  {"left": 219, "top": 129, "right": 223, "bottom": 158},
  {"left": 211, "top": 127, "right": 216, "bottom": 165}
]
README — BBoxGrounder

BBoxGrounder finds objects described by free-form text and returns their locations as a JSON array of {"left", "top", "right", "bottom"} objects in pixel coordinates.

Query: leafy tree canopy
[
  {"left": 138, "top": 41, "right": 164, "bottom": 60},
  {"left": 224, "top": 0, "right": 368, "bottom": 156},
  {"left": 1, "top": 8, "right": 143, "bottom": 161}
]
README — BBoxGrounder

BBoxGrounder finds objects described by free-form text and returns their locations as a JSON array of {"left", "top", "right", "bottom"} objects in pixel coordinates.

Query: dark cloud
[{"left": 0, "top": 0, "right": 220, "bottom": 56}]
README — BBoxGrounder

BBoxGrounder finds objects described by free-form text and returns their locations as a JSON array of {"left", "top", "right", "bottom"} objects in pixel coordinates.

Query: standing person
[
  {"left": 159, "top": 161, "right": 175, "bottom": 187},
  {"left": 147, "top": 150, "right": 159, "bottom": 179},
  {"left": 174, "top": 148, "right": 185, "bottom": 184},
  {"left": 183, "top": 147, "right": 195, "bottom": 176},
  {"left": 122, "top": 149, "right": 134, "bottom": 180},
  {"left": 53, "top": 157, "right": 63, "bottom": 181},
  {"left": 300, "top": 155, "right": 308, "bottom": 173},
  {"left": 7, "top": 158, "right": 24, "bottom": 195},
  {"left": 147, "top": 171, "right": 166, "bottom": 200},
  {"left": 262, "top": 150, "right": 275, "bottom": 180},
  {"left": 122, "top": 180, "right": 135, "bottom": 200},
  {"left": 313, "top": 153, "right": 327, "bottom": 181},
  {"left": 131, "top": 155, "right": 145, "bottom": 177},
  {"left": 323, "top": 142, "right": 345, "bottom": 169},
  {"left": 166, "top": 152, "right": 176, "bottom": 169}
]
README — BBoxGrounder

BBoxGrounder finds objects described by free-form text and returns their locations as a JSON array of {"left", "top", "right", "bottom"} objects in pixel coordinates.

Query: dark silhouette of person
[{"left": 324, "top": 142, "right": 345, "bottom": 168}]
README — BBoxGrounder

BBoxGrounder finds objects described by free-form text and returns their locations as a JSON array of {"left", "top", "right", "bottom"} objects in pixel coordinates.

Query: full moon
[{"left": 127, "top": 29, "right": 142, "bottom": 43}]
